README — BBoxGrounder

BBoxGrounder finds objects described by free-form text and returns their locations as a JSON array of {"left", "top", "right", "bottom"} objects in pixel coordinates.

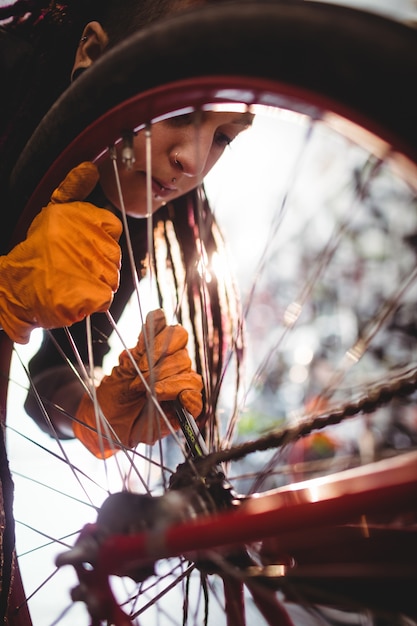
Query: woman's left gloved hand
[
  {"left": 73, "top": 309, "right": 203, "bottom": 457},
  {"left": 0, "top": 162, "right": 122, "bottom": 343}
]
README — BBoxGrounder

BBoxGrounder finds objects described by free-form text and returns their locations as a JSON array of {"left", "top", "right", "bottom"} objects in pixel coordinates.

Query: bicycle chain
[{"left": 199, "top": 364, "right": 417, "bottom": 470}]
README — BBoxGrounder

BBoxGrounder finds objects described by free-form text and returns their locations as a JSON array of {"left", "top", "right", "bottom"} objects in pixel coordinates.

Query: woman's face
[{"left": 98, "top": 110, "right": 253, "bottom": 217}]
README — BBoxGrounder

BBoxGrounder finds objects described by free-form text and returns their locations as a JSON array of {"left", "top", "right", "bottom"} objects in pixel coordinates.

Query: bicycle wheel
[{"left": 4, "top": 1, "right": 417, "bottom": 624}]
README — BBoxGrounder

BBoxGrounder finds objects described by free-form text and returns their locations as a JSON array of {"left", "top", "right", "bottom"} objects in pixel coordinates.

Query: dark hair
[
  {"left": 0, "top": 1, "right": 212, "bottom": 119},
  {"left": 0, "top": 1, "right": 208, "bottom": 63}
]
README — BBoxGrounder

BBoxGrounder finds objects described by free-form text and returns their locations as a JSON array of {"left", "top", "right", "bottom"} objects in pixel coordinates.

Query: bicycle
[{"left": 3, "top": 1, "right": 417, "bottom": 624}]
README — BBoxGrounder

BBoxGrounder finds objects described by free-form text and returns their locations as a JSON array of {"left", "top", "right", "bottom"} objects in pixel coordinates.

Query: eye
[
  {"left": 214, "top": 131, "right": 232, "bottom": 148},
  {"left": 165, "top": 112, "right": 196, "bottom": 128}
]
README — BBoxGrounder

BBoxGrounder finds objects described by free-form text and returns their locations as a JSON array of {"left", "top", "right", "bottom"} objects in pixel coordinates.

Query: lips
[{"left": 151, "top": 176, "right": 177, "bottom": 199}]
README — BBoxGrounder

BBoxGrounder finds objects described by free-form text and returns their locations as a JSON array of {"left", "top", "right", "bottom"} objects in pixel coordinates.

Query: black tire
[{"left": 10, "top": 0, "right": 417, "bottom": 231}]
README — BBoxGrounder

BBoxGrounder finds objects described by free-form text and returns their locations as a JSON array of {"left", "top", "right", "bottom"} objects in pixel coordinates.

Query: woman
[
  {"left": 0, "top": 0, "right": 251, "bottom": 444},
  {"left": 0, "top": 0, "right": 249, "bottom": 619}
]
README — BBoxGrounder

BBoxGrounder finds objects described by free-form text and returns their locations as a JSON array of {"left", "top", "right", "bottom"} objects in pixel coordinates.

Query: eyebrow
[{"left": 232, "top": 112, "right": 254, "bottom": 126}]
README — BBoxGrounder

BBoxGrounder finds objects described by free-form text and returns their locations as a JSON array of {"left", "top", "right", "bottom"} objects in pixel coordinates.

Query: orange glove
[
  {"left": 73, "top": 309, "right": 204, "bottom": 457},
  {"left": 0, "top": 162, "right": 122, "bottom": 344}
]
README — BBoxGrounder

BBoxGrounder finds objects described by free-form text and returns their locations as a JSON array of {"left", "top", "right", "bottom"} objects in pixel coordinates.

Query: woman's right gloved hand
[
  {"left": 0, "top": 162, "right": 123, "bottom": 344},
  {"left": 73, "top": 309, "right": 204, "bottom": 458}
]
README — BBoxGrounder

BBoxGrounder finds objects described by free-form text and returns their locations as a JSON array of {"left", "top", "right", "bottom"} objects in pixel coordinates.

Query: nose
[{"left": 171, "top": 130, "right": 213, "bottom": 178}]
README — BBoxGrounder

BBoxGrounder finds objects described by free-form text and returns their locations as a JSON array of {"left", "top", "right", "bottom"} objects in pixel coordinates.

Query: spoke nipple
[{"left": 121, "top": 131, "right": 136, "bottom": 170}]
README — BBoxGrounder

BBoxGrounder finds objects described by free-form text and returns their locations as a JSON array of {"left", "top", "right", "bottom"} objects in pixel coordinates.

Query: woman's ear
[{"left": 71, "top": 21, "right": 109, "bottom": 81}]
